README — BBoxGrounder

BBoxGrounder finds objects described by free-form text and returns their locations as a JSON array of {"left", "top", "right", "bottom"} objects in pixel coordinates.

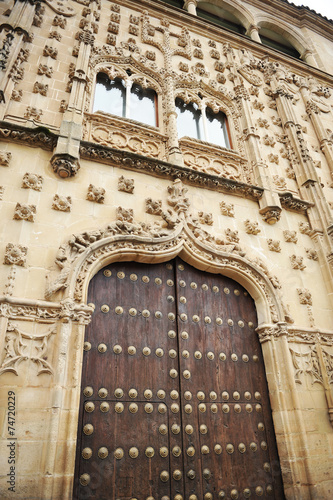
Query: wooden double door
[{"left": 73, "top": 259, "right": 284, "bottom": 500}]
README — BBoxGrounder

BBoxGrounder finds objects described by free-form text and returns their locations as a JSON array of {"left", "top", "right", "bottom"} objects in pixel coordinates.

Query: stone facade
[{"left": 0, "top": 0, "right": 333, "bottom": 498}]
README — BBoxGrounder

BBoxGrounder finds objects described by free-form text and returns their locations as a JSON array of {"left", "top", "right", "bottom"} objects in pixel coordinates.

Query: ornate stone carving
[
  {"left": 244, "top": 220, "right": 261, "bottom": 235},
  {"left": 11, "top": 89, "right": 22, "bottom": 102},
  {"left": 256, "top": 323, "right": 288, "bottom": 343},
  {"left": 220, "top": 201, "right": 234, "bottom": 217},
  {"left": 253, "top": 100, "right": 264, "bottom": 111},
  {"left": 33, "top": 82, "right": 48, "bottom": 96},
  {"left": 267, "top": 239, "right": 281, "bottom": 252},
  {"left": 59, "top": 100, "right": 67, "bottom": 112},
  {"left": 259, "top": 207, "right": 282, "bottom": 224},
  {"left": 180, "top": 138, "right": 246, "bottom": 182},
  {"left": 51, "top": 154, "right": 80, "bottom": 178},
  {"left": 53, "top": 15, "right": 67, "bottom": 29},
  {"left": 167, "top": 179, "right": 190, "bottom": 214},
  {"left": 22, "top": 172, "right": 43, "bottom": 191},
  {"left": 0, "top": 323, "right": 56, "bottom": 377},
  {"left": 198, "top": 212, "right": 213, "bottom": 226},
  {"left": 263, "top": 135, "right": 276, "bottom": 147},
  {"left": 38, "top": 63, "right": 53, "bottom": 78},
  {"left": 13, "top": 203, "right": 36, "bottom": 222},
  {"left": 289, "top": 346, "right": 323, "bottom": 385},
  {"left": 257, "top": 118, "right": 269, "bottom": 129},
  {"left": 88, "top": 115, "right": 167, "bottom": 161},
  {"left": 117, "top": 206, "right": 134, "bottom": 222},
  {"left": 87, "top": 184, "right": 105, "bottom": 203},
  {"left": 273, "top": 175, "right": 286, "bottom": 190},
  {"left": 49, "top": 30, "right": 62, "bottom": 41},
  {"left": 305, "top": 248, "right": 318, "bottom": 261},
  {"left": 290, "top": 255, "right": 306, "bottom": 270},
  {"left": 3, "top": 267, "right": 16, "bottom": 297},
  {"left": 179, "top": 62, "right": 189, "bottom": 72},
  {"left": 225, "top": 228, "right": 239, "bottom": 243},
  {"left": 24, "top": 107, "right": 42, "bottom": 121},
  {"left": 267, "top": 153, "right": 279, "bottom": 165},
  {"left": 299, "top": 221, "right": 312, "bottom": 235},
  {"left": 283, "top": 230, "right": 298, "bottom": 243},
  {"left": 4, "top": 244, "right": 28, "bottom": 266},
  {"left": 0, "top": 33, "right": 14, "bottom": 71},
  {"left": 0, "top": 186, "right": 4, "bottom": 200},
  {"left": 52, "top": 194, "right": 72, "bottom": 212},
  {"left": 146, "top": 198, "right": 162, "bottom": 216},
  {"left": 0, "top": 151, "right": 11, "bottom": 167},
  {"left": 43, "top": 45, "right": 58, "bottom": 59},
  {"left": 118, "top": 176, "right": 134, "bottom": 194}
]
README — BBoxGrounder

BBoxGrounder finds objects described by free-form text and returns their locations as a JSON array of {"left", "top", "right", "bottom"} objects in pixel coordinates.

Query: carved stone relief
[
  {"left": 283, "top": 230, "right": 298, "bottom": 243},
  {"left": 0, "top": 186, "right": 4, "bottom": 200},
  {"left": 24, "top": 107, "right": 42, "bottom": 121},
  {"left": 290, "top": 255, "right": 306, "bottom": 270},
  {"left": 117, "top": 206, "right": 134, "bottom": 222},
  {"left": 267, "top": 239, "right": 281, "bottom": 252},
  {"left": 198, "top": 212, "right": 213, "bottom": 226},
  {"left": 38, "top": 64, "right": 53, "bottom": 78},
  {"left": 0, "top": 151, "right": 11, "bottom": 167},
  {"left": 4, "top": 244, "right": 28, "bottom": 266},
  {"left": 87, "top": 184, "right": 105, "bottom": 203},
  {"left": 289, "top": 346, "right": 323, "bottom": 385},
  {"left": 33, "top": 81, "right": 48, "bottom": 96},
  {"left": 225, "top": 228, "right": 239, "bottom": 243},
  {"left": 220, "top": 201, "right": 234, "bottom": 217},
  {"left": 52, "top": 194, "right": 72, "bottom": 212},
  {"left": 118, "top": 176, "right": 134, "bottom": 194},
  {"left": 305, "top": 248, "right": 318, "bottom": 261},
  {"left": 13, "top": 203, "right": 36, "bottom": 222},
  {"left": 145, "top": 198, "right": 162, "bottom": 216},
  {"left": 43, "top": 45, "right": 58, "bottom": 59},
  {"left": 297, "top": 288, "right": 312, "bottom": 305},
  {"left": 0, "top": 323, "right": 56, "bottom": 377},
  {"left": 244, "top": 220, "right": 261, "bottom": 235}
]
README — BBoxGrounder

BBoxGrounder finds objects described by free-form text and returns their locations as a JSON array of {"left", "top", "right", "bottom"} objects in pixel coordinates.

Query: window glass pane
[
  {"left": 93, "top": 74, "right": 126, "bottom": 117},
  {"left": 130, "top": 84, "right": 157, "bottom": 127},
  {"left": 205, "top": 107, "right": 229, "bottom": 148},
  {"left": 175, "top": 98, "right": 203, "bottom": 140}
]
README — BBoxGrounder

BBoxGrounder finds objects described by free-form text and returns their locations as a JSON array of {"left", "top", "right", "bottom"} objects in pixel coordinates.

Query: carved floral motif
[
  {"left": 198, "top": 212, "right": 213, "bottom": 226},
  {"left": 87, "top": 184, "right": 105, "bottom": 203},
  {"left": 118, "top": 176, "right": 134, "bottom": 194},
  {"left": 220, "top": 201, "right": 234, "bottom": 217},
  {"left": 4, "top": 244, "right": 28, "bottom": 266},
  {"left": 146, "top": 198, "right": 162, "bottom": 216},
  {"left": 13, "top": 203, "right": 36, "bottom": 222},
  {"left": 283, "top": 230, "right": 298, "bottom": 243},
  {"left": 52, "top": 194, "right": 72, "bottom": 212},
  {"left": 0, "top": 151, "right": 11, "bottom": 167},
  {"left": 267, "top": 239, "right": 281, "bottom": 252},
  {"left": 290, "top": 255, "right": 306, "bottom": 270},
  {"left": 305, "top": 248, "right": 318, "bottom": 261},
  {"left": 297, "top": 288, "right": 312, "bottom": 305},
  {"left": 244, "top": 220, "right": 261, "bottom": 235}
]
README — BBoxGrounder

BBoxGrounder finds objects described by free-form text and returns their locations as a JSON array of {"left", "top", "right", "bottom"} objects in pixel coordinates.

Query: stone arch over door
[{"left": 73, "top": 256, "right": 285, "bottom": 499}]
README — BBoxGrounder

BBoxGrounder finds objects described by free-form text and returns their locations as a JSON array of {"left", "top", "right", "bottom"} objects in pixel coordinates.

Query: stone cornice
[{"left": 0, "top": 121, "right": 58, "bottom": 151}]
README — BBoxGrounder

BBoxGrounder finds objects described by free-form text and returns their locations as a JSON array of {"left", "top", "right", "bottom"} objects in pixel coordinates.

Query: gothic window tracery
[
  {"left": 93, "top": 72, "right": 158, "bottom": 127},
  {"left": 175, "top": 97, "right": 230, "bottom": 148}
]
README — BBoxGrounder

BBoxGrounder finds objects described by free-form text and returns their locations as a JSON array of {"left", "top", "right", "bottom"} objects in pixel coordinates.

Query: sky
[{"left": 288, "top": 0, "right": 333, "bottom": 20}]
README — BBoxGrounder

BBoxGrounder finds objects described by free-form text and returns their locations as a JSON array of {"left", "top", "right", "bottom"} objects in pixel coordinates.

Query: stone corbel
[{"left": 51, "top": 153, "right": 80, "bottom": 178}]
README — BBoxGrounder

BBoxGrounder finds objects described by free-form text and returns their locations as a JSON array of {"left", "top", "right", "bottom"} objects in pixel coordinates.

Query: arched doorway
[{"left": 73, "top": 258, "right": 284, "bottom": 499}]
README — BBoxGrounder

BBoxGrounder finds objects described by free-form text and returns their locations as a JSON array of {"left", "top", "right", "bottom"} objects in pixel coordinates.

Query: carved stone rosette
[{"left": 51, "top": 154, "right": 80, "bottom": 178}]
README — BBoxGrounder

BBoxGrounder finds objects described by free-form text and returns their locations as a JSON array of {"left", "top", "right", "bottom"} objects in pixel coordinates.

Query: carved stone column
[
  {"left": 183, "top": 0, "right": 197, "bottom": 16},
  {"left": 227, "top": 46, "right": 281, "bottom": 224},
  {"left": 268, "top": 67, "right": 333, "bottom": 308},
  {"left": 51, "top": 16, "right": 96, "bottom": 178},
  {"left": 0, "top": 0, "right": 34, "bottom": 115},
  {"left": 246, "top": 25, "right": 262, "bottom": 44},
  {"left": 300, "top": 49, "right": 317, "bottom": 68}
]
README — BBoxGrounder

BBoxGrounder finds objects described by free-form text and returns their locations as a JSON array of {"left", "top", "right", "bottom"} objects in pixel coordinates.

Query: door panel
[{"left": 73, "top": 259, "right": 284, "bottom": 500}]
